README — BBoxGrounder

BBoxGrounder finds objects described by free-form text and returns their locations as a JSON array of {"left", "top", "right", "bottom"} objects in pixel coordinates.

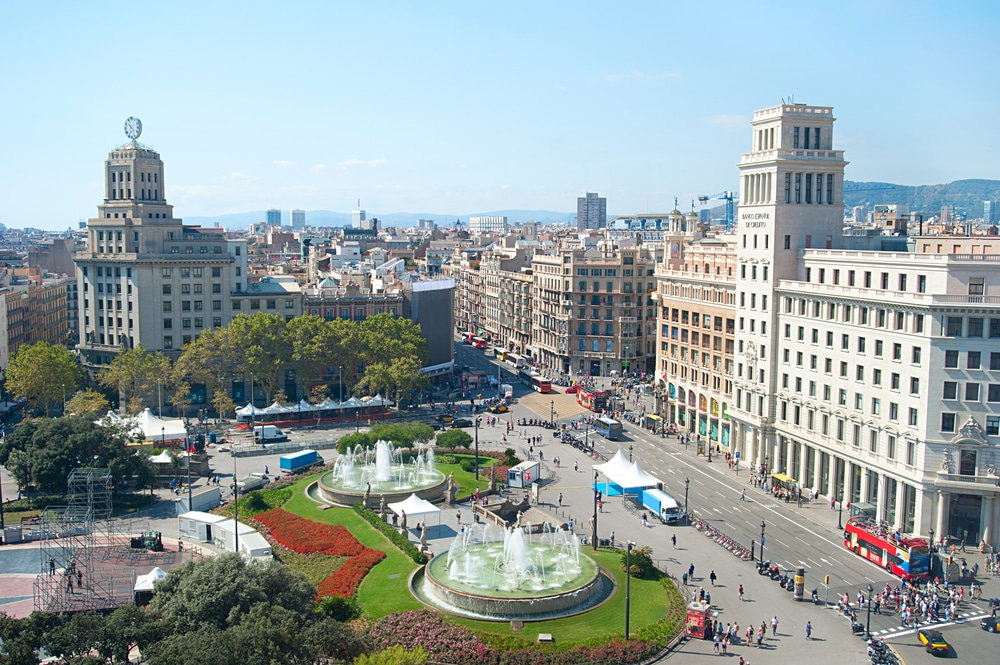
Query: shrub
[
  {"left": 337, "top": 431, "right": 372, "bottom": 454},
  {"left": 317, "top": 594, "right": 363, "bottom": 622},
  {"left": 353, "top": 503, "right": 426, "bottom": 564},
  {"left": 459, "top": 459, "right": 474, "bottom": 473},
  {"left": 435, "top": 429, "right": 472, "bottom": 449},
  {"left": 620, "top": 545, "right": 656, "bottom": 579}
]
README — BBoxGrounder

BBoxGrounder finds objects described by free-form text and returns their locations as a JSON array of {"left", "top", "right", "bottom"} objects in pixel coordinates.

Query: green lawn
[{"left": 279, "top": 467, "right": 681, "bottom": 643}]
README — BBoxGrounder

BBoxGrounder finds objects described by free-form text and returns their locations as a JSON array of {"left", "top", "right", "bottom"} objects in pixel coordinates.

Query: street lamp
[
  {"left": 592, "top": 469, "right": 599, "bottom": 551},
  {"left": 629, "top": 444, "right": 633, "bottom": 463},
  {"left": 864, "top": 583, "right": 874, "bottom": 640},
  {"left": 837, "top": 491, "right": 844, "bottom": 529},
  {"left": 62, "top": 384, "right": 66, "bottom": 415},
  {"left": 928, "top": 527, "right": 936, "bottom": 577},
  {"left": 684, "top": 477, "right": 690, "bottom": 525},
  {"left": 759, "top": 520, "right": 766, "bottom": 563},
  {"left": 550, "top": 400, "right": 554, "bottom": 426},
  {"left": 625, "top": 541, "right": 634, "bottom": 640},
  {"left": 474, "top": 416, "right": 481, "bottom": 480}
]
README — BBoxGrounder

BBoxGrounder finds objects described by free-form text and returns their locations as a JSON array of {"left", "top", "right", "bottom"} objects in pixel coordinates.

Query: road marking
[{"left": 821, "top": 558, "right": 832, "bottom": 566}]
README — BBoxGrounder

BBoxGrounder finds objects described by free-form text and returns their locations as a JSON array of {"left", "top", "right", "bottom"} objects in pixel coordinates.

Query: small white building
[{"left": 178, "top": 511, "right": 227, "bottom": 543}]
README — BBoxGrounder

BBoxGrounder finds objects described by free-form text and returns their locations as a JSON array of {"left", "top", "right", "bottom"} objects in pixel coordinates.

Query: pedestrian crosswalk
[{"left": 873, "top": 611, "right": 989, "bottom": 638}]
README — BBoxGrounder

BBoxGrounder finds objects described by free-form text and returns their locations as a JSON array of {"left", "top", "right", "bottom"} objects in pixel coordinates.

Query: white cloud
[
  {"left": 703, "top": 114, "right": 748, "bottom": 131},
  {"left": 310, "top": 163, "right": 327, "bottom": 173},
  {"left": 606, "top": 70, "right": 682, "bottom": 82},
  {"left": 499, "top": 185, "right": 510, "bottom": 190},
  {"left": 273, "top": 159, "right": 294, "bottom": 168},
  {"left": 340, "top": 157, "right": 389, "bottom": 169}
]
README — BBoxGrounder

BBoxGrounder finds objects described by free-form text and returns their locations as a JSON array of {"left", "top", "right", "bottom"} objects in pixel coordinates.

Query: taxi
[
  {"left": 487, "top": 404, "right": 509, "bottom": 413},
  {"left": 980, "top": 615, "right": 1000, "bottom": 633},
  {"left": 917, "top": 628, "right": 949, "bottom": 654}
]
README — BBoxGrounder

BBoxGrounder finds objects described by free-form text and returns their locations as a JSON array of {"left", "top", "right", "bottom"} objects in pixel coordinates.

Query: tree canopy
[
  {"left": 5, "top": 342, "right": 82, "bottom": 416},
  {"left": 97, "top": 345, "right": 171, "bottom": 414}
]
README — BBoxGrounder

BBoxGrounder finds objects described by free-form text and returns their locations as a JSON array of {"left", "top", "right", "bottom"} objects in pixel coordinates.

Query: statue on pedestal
[
  {"left": 400, "top": 510, "right": 407, "bottom": 532},
  {"left": 364, "top": 483, "right": 371, "bottom": 507},
  {"left": 447, "top": 472, "right": 455, "bottom": 493},
  {"left": 379, "top": 495, "right": 386, "bottom": 520},
  {"left": 420, "top": 525, "right": 427, "bottom": 550}
]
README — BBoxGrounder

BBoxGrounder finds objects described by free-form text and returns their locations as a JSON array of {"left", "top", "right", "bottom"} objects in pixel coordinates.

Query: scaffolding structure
[{"left": 33, "top": 468, "right": 134, "bottom": 613}]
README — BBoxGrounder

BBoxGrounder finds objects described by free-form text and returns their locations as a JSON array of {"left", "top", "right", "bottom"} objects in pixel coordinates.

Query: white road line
[{"left": 821, "top": 558, "right": 832, "bottom": 566}]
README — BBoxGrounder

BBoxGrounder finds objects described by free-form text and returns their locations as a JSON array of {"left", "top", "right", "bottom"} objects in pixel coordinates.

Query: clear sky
[{"left": 2, "top": 1, "right": 998, "bottom": 230}]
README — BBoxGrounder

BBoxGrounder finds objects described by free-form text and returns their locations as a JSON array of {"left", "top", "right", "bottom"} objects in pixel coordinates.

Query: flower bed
[{"left": 254, "top": 507, "right": 386, "bottom": 598}]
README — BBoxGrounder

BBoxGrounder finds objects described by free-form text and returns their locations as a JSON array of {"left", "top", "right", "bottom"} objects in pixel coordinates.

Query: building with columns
[{"left": 703, "top": 102, "right": 1000, "bottom": 548}]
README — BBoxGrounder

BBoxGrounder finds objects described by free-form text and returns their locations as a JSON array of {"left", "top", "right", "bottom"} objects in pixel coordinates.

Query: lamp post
[
  {"left": 837, "top": 491, "right": 844, "bottom": 530},
  {"left": 62, "top": 384, "right": 66, "bottom": 415},
  {"left": 592, "top": 469, "right": 599, "bottom": 551},
  {"left": 864, "top": 583, "right": 874, "bottom": 640},
  {"left": 625, "top": 541, "right": 634, "bottom": 640},
  {"left": 474, "top": 416, "right": 481, "bottom": 480},
  {"left": 550, "top": 400, "right": 554, "bottom": 426},
  {"left": 233, "top": 448, "right": 239, "bottom": 555},
  {"left": 928, "top": 527, "right": 935, "bottom": 577},
  {"left": 629, "top": 444, "right": 633, "bottom": 463},
  {"left": 684, "top": 477, "right": 690, "bottom": 525},
  {"left": 760, "top": 520, "right": 766, "bottom": 563}
]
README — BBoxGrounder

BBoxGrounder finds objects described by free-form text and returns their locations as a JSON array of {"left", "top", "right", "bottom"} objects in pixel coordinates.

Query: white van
[{"left": 253, "top": 425, "right": 287, "bottom": 443}]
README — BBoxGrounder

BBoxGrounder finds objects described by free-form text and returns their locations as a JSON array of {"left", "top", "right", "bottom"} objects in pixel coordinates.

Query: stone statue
[
  {"left": 447, "top": 472, "right": 455, "bottom": 493},
  {"left": 420, "top": 524, "right": 427, "bottom": 550},
  {"left": 516, "top": 510, "right": 523, "bottom": 527},
  {"left": 364, "top": 483, "right": 371, "bottom": 507},
  {"left": 400, "top": 510, "right": 407, "bottom": 532},
  {"left": 379, "top": 495, "right": 386, "bottom": 520}
]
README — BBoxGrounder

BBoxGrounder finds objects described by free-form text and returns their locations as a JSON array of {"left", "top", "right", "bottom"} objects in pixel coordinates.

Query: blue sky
[{"left": 2, "top": 1, "right": 998, "bottom": 230}]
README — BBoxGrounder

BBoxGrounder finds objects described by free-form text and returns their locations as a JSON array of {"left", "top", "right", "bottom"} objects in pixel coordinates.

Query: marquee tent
[
  {"left": 387, "top": 493, "right": 442, "bottom": 528},
  {"left": 594, "top": 449, "right": 632, "bottom": 478}
]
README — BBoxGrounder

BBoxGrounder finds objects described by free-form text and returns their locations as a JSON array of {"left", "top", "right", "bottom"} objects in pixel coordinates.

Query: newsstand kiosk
[{"left": 685, "top": 602, "right": 718, "bottom": 640}]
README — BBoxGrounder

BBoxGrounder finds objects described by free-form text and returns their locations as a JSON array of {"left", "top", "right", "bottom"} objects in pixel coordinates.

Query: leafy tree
[
  {"left": 353, "top": 645, "right": 428, "bottom": 665},
  {"left": 65, "top": 389, "right": 111, "bottom": 416},
  {"left": 316, "top": 595, "right": 363, "bottom": 622},
  {"left": 228, "top": 314, "right": 290, "bottom": 402},
  {"left": 169, "top": 382, "right": 194, "bottom": 422},
  {"left": 435, "top": 429, "right": 472, "bottom": 450},
  {"left": 369, "top": 423, "right": 435, "bottom": 449},
  {"left": 0, "top": 416, "right": 142, "bottom": 493},
  {"left": 355, "top": 314, "right": 429, "bottom": 366},
  {"left": 0, "top": 610, "right": 60, "bottom": 665},
  {"left": 337, "top": 432, "right": 372, "bottom": 454},
  {"left": 621, "top": 545, "right": 656, "bottom": 578},
  {"left": 5, "top": 342, "right": 82, "bottom": 416},
  {"left": 150, "top": 553, "right": 315, "bottom": 634},
  {"left": 175, "top": 327, "right": 239, "bottom": 412},
  {"left": 97, "top": 345, "right": 172, "bottom": 414},
  {"left": 285, "top": 315, "right": 342, "bottom": 398}
]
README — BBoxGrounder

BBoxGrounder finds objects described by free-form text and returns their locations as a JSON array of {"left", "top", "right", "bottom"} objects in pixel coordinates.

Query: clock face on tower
[{"left": 124, "top": 116, "right": 142, "bottom": 140}]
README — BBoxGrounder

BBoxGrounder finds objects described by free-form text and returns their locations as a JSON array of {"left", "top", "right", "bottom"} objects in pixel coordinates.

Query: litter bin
[{"left": 209, "top": 432, "right": 217, "bottom": 444}]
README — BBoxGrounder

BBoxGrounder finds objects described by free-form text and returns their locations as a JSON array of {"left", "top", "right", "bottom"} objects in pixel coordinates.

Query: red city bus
[
  {"left": 472, "top": 337, "right": 488, "bottom": 349},
  {"left": 531, "top": 375, "right": 552, "bottom": 394},
  {"left": 576, "top": 387, "right": 608, "bottom": 412},
  {"left": 843, "top": 516, "right": 930, "bottom": 580}
]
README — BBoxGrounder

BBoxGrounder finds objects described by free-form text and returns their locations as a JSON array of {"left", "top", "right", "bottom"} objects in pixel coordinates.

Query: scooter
[
  {"left": 811, "top": 588, "right": 822, "bottom": 604},
  {"left": 756, "top": 560, "right": 771, "bottom": 575}
]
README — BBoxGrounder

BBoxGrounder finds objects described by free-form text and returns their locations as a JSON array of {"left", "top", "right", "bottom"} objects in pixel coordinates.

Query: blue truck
[
  {"left": 279, "top": 449, "right": 320, "bottom": 473},
  {"left": 640, "top": 488, "right": 686, "bottom": 523}
]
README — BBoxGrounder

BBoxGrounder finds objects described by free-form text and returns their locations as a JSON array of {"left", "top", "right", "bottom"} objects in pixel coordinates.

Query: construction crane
[{"left": 697, "top": 191, "right": 738, "bottom": 233}]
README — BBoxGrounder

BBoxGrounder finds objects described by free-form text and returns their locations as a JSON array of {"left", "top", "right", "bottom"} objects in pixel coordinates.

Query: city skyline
[{"left": 2, "top": 1, "right": 999, "bottom": 231}]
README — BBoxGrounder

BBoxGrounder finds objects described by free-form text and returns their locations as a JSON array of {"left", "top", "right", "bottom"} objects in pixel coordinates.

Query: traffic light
[{"left": 824, "top": 575, "right": 830, "bottom": 586}]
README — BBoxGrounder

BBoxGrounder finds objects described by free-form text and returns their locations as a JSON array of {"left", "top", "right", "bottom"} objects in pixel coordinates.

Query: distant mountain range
[{"left": 183, "top": 180, "right": 1000, "bottom": 229}]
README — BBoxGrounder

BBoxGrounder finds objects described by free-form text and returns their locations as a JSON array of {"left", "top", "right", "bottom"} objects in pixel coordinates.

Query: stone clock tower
[{"left": 729, "top": 104, "right": 848, "bottom": 470}]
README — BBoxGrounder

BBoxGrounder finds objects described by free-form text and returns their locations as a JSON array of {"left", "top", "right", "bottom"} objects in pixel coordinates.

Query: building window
[
  {"left": 969, "top": 318, "right": 984, "bottom": 337},
  {"left": 969, "top": 277, "right": 985, "bottom": 296},
  {"left": 908, "top": 408, "right": 918, "bottom": 426},
  {"left": 966, "top": 383, "right": 981, "bottom": 401},
  {"left": 162, "top": 284, "right": 171, "bottom": 294},
  {"left": 163, "top": 336, "right": 173, "bottom": 349},
  {"left": 988, "top": 384, "right": 1000, "bottom": 402},
  {"left": 163, "top": 318, "right": 172, "bottom": 329},
  {"left": 941, "top": 413, "right": 956, "bottom": 433},
  {"left": 943, "top": 382, "right": 958, "bottom": 400},
  {"left": 889, "top": 402, "right": 899, "bottom": 420},
  {"left": 968, "top": 351, "right": 981, "bottom": 369},
  {"left": 947, "top": 316, "right": 963, "bottom": 336},
  {"left": 912, "top": 347, "right": 922, "bottom": 364},
  {"left": 910, "top": 377, "right": 920, "bottom": 395}
]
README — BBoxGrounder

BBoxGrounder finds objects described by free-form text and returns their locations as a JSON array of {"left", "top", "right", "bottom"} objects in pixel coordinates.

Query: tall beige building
[{"left": 74, "top": 123, "right": 249, "bottom": 380}]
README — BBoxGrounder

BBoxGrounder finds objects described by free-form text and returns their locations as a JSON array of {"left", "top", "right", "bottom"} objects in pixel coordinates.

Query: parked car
[
  {"left": 451, "top": 418, "right": 473, "bottom": 428},
  {"left": 565, "top": 385, "right": 579, "bottom": 394},
  {"left": 435, "top": 414, "right": 455, "bottom": 423},
  {"left": 917, "top": 628, "right": 949, "bottom": 654}
]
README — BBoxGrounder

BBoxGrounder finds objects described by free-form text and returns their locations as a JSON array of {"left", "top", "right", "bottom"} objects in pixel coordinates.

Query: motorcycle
[
  {"left": 811, "top": 588, "right": 821, "bottom": 604},
  {"left": 768, "top": 566, "right": 781, "bottom": 580},
  {"left": 756, "top": 560, "right": 771, "bottom": 575}
]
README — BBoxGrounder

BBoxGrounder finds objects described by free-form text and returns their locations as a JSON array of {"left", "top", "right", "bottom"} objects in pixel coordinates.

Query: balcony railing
[{"left": 936, "top": 472, "right": 1000, "bottom": 487}]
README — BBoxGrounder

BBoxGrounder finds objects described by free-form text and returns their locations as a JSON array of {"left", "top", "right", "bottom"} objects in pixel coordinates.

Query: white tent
[
  {"left": 133, "top": 567, "right": 167, "bottom": 591},
  {"left": 341, "top": 396, "right": 363, "bottom": 409},
  {"left": 149, "top": 450, "right": 173, "bottom": 464},
  {"left": 235, "top": 403, "right": 259, "bottom": 417},
  {"left": 388, "top": 493, "right": 441, "bottom": 528},
  {"left": 594, "top": 449, "right": 632, "bottom": 478},
  {"left": 606, "top": 461, "right": 661, "bottom": 490},
  {"left": 131, "top": 408, "right": 187, "bottom": 443}
]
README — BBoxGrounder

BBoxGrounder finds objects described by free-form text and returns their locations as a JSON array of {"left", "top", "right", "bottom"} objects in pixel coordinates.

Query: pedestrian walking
[
  {"left": 721, "top": 637, "right": 727, "bottom": 655},
  {"left": 264, "top": 465, "right": 269, "bottom": 475},
  {"left": 49, "top": 557, "right": 55, "bottom": 576},
  {"left": 741, "top": 489, "right": 746, "bottom": 502},
  {"left": 671, "top": 533, "right": 677, "bottom": 549},
  {"left": 805, "top": 621, "right": 812, "bottom": 640},
  {"left": 610, "top": 530, "right": 615, "bottom": 545},
  {"left": 568, "top": 517, "right": 574, "bottom": 531},
  {"left": 710, "top": 570, "right": 717, "bottom": 586},
  {"left": 574, "top": 460, "right": 579, "bottom": 472},
  {"left": 558, "top": 492, "right": 563, "bottom": 507},
  {"left": 713, "top": 634, "right": 719, "bottom": 653},
  {"left": 771, "top": 615, "right": 779, "bottom": 636},
  {"left": 738, "top": 584, "right": 744, "bottom": 601},
  {"left": 456, "top": 510, "right": 461, "bottom": 524},
  {"left": 76, "top": 570, "right": 83, "bottom": 588},
  {"left": 689, "top": 563, "right": 695, "bottom": 579}
]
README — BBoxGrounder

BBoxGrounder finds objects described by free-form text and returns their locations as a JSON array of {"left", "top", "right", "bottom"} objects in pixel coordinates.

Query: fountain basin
[
  {"left": 411, "top": 524, "right": 615, "bottom": 620},
  {"left": 317, "top": 470, "right": 447, "bottom": 506}
]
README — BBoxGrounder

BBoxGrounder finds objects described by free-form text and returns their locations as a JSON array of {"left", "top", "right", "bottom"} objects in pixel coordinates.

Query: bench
[{"left": 537, "top": 633, "right": 554, "bottom": 643}]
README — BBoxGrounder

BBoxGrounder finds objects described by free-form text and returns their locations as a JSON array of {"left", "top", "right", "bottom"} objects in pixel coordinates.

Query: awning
[{"left": 770, "top": 473, "right": 797, "bottom": 484}]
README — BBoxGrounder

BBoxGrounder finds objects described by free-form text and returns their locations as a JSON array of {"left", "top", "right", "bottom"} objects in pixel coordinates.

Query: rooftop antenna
[{"left": 674, "top": 196, "right": 678, "bottom": 209}]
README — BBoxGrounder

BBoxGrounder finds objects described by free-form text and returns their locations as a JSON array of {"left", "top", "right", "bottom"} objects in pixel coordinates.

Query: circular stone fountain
[
  {"left": 411, "top": 523, "right": 613, "bottom": 620},
  {"left": 317, "top": 440, "right": 447, "bottom": 505}
]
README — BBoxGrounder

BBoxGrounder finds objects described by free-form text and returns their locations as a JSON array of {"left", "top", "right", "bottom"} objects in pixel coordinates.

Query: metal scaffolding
[{"left": 33, "top": 468, "right": 134, "bottom": 613}]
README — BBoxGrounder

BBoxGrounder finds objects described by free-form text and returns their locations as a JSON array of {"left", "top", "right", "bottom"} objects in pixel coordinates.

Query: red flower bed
[{"left": 255, "top": 507, "right": 386, "bottom": 598}]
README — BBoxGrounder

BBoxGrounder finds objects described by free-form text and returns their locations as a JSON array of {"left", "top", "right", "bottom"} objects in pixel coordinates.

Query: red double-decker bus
[
  {"left": 842, "top": 516, "right": 930, "bottom": 580},
  {"left": 576, "top": 387, "right": 607, "bottom": 412}
]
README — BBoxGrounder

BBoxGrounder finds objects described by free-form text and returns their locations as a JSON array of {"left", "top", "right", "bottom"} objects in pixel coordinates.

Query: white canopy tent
[
  {"left": 134, "top": 409, "right": 187, "bottom": 443},
  {"left": 149, "top": 451, "right": 173, "bottom": 464},
  {"left": 387, "top": 493, "right": 442, "bottom": 528},
  {"left": 604, "top": 461, "right": 661, "bottom": 491},
  {"left": 594, "top": 449, "right": 632, "bottom": 478},
  {"left": 133, "top": 567, "right": 167, "bottom": 592}
]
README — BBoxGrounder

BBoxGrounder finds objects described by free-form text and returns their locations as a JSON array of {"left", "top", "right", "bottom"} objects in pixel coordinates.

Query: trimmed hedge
[{"left": 353, "top": 502, "right": 427, "bottom": 564}]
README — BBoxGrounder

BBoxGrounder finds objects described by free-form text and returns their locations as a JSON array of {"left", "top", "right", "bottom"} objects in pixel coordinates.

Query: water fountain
[
  {"left": 317, "top": 440, "right": 447, "bottom": 505},
  {"left": 411, "top": 522, "right": 613, "bottom": 620}
]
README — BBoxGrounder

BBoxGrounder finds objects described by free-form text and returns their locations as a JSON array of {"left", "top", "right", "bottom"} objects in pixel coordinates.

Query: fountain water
[
  {"left": 317, "top": 440, "right": 446, "bottom": 505},
  {"left": 414, "top": 523, "right": 612, "bottom": 620}
]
